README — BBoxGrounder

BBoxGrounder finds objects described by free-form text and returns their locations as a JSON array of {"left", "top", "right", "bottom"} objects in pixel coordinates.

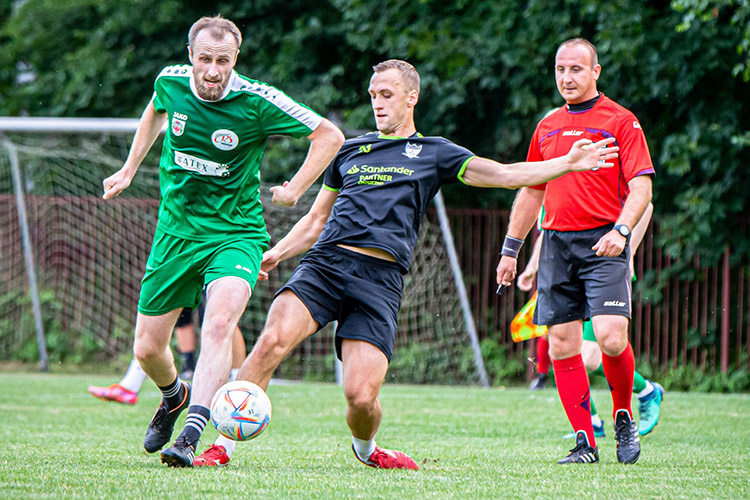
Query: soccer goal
[{"left": 0, "top": 118, "right": 488, "bottom": 385}]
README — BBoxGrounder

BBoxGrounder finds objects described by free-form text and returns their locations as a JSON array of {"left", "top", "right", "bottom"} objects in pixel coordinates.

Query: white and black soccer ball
[{"left": 210, "top": 380, "right": 272, "bottom": 441}]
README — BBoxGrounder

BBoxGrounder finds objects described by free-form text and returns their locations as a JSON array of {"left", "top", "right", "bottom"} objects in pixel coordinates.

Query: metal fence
[{"left": 443, "top": 207, "right": 750, "bottom": 374}]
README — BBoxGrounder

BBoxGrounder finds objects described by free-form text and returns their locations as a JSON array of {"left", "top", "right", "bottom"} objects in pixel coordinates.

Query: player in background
[
  {"left": 88, "top": 308, "right": 201, "bottom": 405},
  {"left": 518, "top": 204, "right": 664, "bottom": 438},
  {"left": 101, "top": 15, "right": 344, "bottom": 468},
  {"left": 234, "top": 59, "right": 619, "bottom": 470},
  {"left": 497, "top": 38, "right": 654, "bottom": 464}
]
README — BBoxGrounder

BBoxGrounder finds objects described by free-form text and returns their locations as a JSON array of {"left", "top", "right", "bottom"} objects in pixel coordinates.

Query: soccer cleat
[
  {"left": 194, "top": 444, "right": 230, "bottom": 467},
  {"left": 563, "top": 420, "right": 605, "bottom": 439},
  {"left": 160, "top": 435, "right": 195, "bottom": 468},
  {"left": 529, "top": 373, "right": 548, "bottom": 390},
  {"left": 557, "top": 431, "right": 599, "bottom": 464},
  {"left": 614, "top": 409, "right": 641, "bottom": 464},
  {"left": 353, "top": 445, "right": 420, "bottom": 470},
  {"left": 637, "top": 382, "right": 664, "bottom": 436},
  {"left": 143, "top": 381, "right": 190, "bottom": 453},
  {"left": 87, "top": 383, "right": 138, "bottom": 405}
]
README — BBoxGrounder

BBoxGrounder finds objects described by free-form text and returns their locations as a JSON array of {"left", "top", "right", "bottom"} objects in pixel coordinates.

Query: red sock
[
  {"left": 601, "top": 342, "right": 635, "bottom": 420},
  {"left": 536, "top": 335, "right": 550, "bottom": 375},
  {"left": 552, "top": 354, "right": 596, "bottom": 447}
]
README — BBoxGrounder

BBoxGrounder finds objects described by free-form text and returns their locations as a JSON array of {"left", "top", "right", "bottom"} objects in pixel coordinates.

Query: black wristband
[{"left": 500, "top": 235, "right": 524, "bottom": 258}]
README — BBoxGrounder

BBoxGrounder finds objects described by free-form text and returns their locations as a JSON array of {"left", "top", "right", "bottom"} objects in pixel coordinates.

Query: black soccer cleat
[
  {"left": 143, "top": 381, "right": 191, "bottom": 453},
  {"left": 558, "top": 431, "right": 599, "bottom": 464},
  {"left": 160, "top": 435, "right": 196, "bottom": 468},
  {"left": 529, "top": 373, "right": 548, "bottom": 391},
  {"left": 614, "top": 409, "right": 641, "bottom": 464}
]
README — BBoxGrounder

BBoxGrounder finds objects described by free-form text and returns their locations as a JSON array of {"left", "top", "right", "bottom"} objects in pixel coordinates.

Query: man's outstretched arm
[{"left": 103, "top": 98, "right": 166, "bottom": 200}]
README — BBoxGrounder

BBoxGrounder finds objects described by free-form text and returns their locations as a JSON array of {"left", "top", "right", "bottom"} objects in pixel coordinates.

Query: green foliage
[
  {"left": 478, "top": 337, "right": 525, "bottom": 386},
  {"left": 0, "top": 289, "right": 101, "bottom": 364},
  {"left": 660, "top": 361, "right": 750, "bottom": 392}
]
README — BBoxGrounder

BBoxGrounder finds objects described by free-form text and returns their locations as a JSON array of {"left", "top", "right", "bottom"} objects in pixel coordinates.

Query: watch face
[{"left": 616, "top": 225, "right": 630, "bottom": 237}]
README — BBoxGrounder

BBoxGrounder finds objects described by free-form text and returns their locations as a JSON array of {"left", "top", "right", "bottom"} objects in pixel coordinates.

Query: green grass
[{"left": 1, "top": 372, "right": 748, "bottom": 499}]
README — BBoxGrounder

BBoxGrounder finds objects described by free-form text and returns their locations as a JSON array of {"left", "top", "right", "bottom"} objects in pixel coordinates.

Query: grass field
[{"left": 1, "top": 372, "right": 749, "bottom": 499}]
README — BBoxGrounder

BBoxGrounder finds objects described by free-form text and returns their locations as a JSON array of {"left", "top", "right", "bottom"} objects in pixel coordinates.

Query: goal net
[{"left": 0, "top": 123, "right": 480, "bottom": 385}]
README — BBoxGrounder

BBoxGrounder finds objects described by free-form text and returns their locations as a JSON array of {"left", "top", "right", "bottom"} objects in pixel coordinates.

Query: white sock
[
  {"left": 352, "top": 436, "right": 376, "bottom": 461},
  {"left": 637, "top": 380, "right": 654, "bottom": 399},
  {"left": 229, "top": 369, "right": 239, "bottom": 382},
  {"left": 591, "top": 413, "right": 603, "bottom": 427},
  {"left": 119, "top": 359, "right": 147, "bottom": 393},
  {"left": 214, "top": 435, "right": 236, "bottom": 457}
]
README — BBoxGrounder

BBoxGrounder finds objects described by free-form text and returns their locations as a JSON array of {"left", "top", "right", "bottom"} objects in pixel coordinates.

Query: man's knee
[
  {"left": 592, "top": 316, "right": 629, "bottom": 355},
  {"left": 344, "top": 384, "right": 378, "bottom": 411}
]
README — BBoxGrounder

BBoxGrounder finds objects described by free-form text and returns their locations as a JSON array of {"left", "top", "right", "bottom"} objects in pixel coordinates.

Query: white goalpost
[{"left": 0, "top": 117, "right": 489, "bottom": 386}]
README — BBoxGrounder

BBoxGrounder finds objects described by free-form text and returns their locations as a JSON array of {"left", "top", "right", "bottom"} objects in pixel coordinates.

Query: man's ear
[{"left": 408, "top": 89, "right": 419, "bottom": 108}]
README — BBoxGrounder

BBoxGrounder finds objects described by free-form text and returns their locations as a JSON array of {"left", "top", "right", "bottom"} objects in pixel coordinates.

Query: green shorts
[{"left": 138, "top": 229, "right": 267, "bottom": 316}]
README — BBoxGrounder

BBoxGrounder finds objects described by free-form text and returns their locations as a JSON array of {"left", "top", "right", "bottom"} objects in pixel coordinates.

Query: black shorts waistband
[{"left": 311, "top": 245, "right": 401, "bottom": 271}]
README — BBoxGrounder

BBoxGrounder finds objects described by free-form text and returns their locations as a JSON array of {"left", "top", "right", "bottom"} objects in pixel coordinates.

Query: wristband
[{"left": 500, "top": 235, "right": 524, "bottom": 258}]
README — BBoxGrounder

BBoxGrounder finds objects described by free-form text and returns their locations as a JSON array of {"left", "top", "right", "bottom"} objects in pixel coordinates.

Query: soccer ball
[{"left": 210, "top": 380, "right": 272, "bottom": 441}]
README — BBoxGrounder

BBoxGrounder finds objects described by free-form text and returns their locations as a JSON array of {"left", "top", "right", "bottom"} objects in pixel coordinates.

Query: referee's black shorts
[
  {"left": 276, "top": 245, "right": 404, "bottom": 362},
  {"left": 534, "top": 224, "right": 632, "bottom": 327}
]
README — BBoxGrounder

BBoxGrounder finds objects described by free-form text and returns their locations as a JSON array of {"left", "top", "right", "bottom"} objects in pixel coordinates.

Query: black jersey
[{"left": 315, "top": 132, "right": 475, "bottom": 273}]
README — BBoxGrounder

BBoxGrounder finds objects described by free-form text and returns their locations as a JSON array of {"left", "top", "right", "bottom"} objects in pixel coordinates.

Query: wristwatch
[{"left": 613, "top": 224, "right": 631, "bottom": 238}]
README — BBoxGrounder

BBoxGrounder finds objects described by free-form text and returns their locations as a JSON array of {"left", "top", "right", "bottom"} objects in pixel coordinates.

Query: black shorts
[
  {"left": 534, "top": 225, "right": 631, "bottom": 326},
  {"left": 277, "top": 245, "right": 404, "bottom": 362},
  {"left": 173, "top": 292, "right": 206, "bottom": 327}
]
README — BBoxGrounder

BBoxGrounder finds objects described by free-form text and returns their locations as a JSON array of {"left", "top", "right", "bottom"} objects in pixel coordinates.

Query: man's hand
[
  {"left": 517, "top": 268, "right": 536, "bottom": 291},
  {"left": 270, "top": 181, "right": 298, "bottom": 207},
  {"left": 102, "top": 168, "right": 135, "bottom": 200},
  {"left": 257, "top": 249, "right": 282, "bottom": 281},
  {"left": 592, "top": 229, "right": 627, "bottom": 257},
  {"left": 496, "top": 255, "right": 518, "bottom": 288},
  {"left": 567, "top": 137, "right": 619, "bottom": 172}
]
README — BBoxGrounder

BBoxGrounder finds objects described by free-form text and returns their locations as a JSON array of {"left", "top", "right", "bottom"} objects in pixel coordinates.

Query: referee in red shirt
[{"left": 497, "top": 38, "right": 654, "bottom": 465}]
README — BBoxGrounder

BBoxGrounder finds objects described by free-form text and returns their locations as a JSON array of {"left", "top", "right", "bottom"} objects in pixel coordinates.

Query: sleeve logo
[{"left": 212, "top": 129, "right": 240, "bottom": 151}]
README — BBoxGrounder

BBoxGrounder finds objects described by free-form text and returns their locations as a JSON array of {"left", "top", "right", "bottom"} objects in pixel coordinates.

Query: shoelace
[
  {"left": 615, "top": 419, "right": 637, "bottom": 445},
  {"left": 150, "top": 404, "right": 168, "bottom": 427}
]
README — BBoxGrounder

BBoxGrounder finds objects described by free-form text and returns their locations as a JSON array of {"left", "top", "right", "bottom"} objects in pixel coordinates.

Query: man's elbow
[{"left": 316, "top": 119, "right": 345, "bottom": 148}]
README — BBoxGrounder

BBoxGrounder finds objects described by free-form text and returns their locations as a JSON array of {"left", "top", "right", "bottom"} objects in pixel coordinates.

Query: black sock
[
  {"left": 180, "top": 405, "right": 211, "bottom": 448},
  {"left": 157, "top": 377, "right": 186, "bottom": 409},
  {"left": 181, "top": 351, "right": 195, "bottom": 372}
]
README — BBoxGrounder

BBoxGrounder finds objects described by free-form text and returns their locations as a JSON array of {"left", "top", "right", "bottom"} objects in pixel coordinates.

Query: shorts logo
[
  {"left": 402, "top": 142, "right": 422, "bottom": 159},
  {"left": 212, "top": 129, "right": 239, "bottom": 151},
  {"left": 235, "top": 264, "right": 253, "bottom": 274},
  {"left": 562, "top": 130, "right": 584, "bottom": 136},
  {"left": 172, "top": 118, "right": 185, "bottom": 136},
  {"left": 359, "top": 144, "right": 372, "bottom": 153},
  {"left": 633, "top": 121, "right": 641, "bottom": 129},
  {"left": 346, "top": 165, "right": 360, "bottom": 175},
  {"left": 603, "top": 300, "right": 626, "bottom": 307}
]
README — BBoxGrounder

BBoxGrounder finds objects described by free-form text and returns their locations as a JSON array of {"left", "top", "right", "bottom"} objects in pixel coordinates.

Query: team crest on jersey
[
  {"left": 172, "top": 118, "right": 185, "bottom": 136},
  {"left": 211, "top": 129, "right": 239, "bottom": 151},
  {"left": 402, "top": 142, "right": 422, "bottom": 159},
  {"left": 359, "top": 144, "right": 372, "bottom": 153}
]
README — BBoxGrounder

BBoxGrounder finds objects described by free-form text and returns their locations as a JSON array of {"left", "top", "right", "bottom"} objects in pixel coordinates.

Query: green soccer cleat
[
  {"left": 638, "top": 382, "right": 664, "bottom": 436},
  {"left": 563, "top": 421, "right": 605, "bottom": 439}
]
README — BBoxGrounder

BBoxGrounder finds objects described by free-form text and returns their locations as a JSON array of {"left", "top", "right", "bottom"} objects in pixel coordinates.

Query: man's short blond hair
[
  {"left": 188, "top": 15, "right": 242, "bottom": 50},
  {"left": 557, "top": 38, "right": 598, "bottom": 68},
  {"left": 372, "top": 59, "right": 420, "bottom": 94}
]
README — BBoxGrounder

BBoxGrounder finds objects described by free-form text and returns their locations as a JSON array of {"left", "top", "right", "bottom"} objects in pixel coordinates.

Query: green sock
[
  {"left": 591, "top": 363, "right": 605, "bottom": 379},
  {"left": 633, "top": 370, "right": 647, "bottom": 393},
  {"left": 589, "top": 396, "right": 598, "bottom": 418}
]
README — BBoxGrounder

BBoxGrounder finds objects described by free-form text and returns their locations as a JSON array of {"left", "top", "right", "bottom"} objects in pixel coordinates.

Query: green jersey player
[{"left": 102, "top": 15, "right": 344, "bottom": 468}]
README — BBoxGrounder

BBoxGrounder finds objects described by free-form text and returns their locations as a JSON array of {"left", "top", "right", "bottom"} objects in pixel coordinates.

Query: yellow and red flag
[{"left": 510, "top": 291, "right": 548, "bottom": 343}]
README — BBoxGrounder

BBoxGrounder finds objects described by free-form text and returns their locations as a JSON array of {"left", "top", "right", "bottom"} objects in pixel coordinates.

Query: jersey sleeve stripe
[
  {"left": 233, "top": 79, "right": 323, "bottom": 131},
  {"left": 322, "top": 184, "right": 340, "bottom": 192},
  {"left": 456, "top": 155, "right": 477, "bottom": 185}
]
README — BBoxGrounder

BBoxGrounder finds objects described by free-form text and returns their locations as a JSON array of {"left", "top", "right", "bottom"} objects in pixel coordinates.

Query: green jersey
[{"left": 152, "top": 65, "right": 323, "bottom": 241}]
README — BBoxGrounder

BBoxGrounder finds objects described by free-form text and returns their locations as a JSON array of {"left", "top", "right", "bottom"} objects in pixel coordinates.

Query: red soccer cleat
[
  {"left": 194, "top": 444, "right": 230, "bottom": 467},
  {"left": 87, "top": 383, "right": 138, "bottom": 405},
  {"left": 353, "top": 445, "right": 420, "bottom": 470}
]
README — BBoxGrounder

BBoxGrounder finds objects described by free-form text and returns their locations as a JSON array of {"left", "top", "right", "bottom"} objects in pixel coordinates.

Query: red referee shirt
[{"left": 528, "top": 94, "right": 655, "bottom": 231}]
